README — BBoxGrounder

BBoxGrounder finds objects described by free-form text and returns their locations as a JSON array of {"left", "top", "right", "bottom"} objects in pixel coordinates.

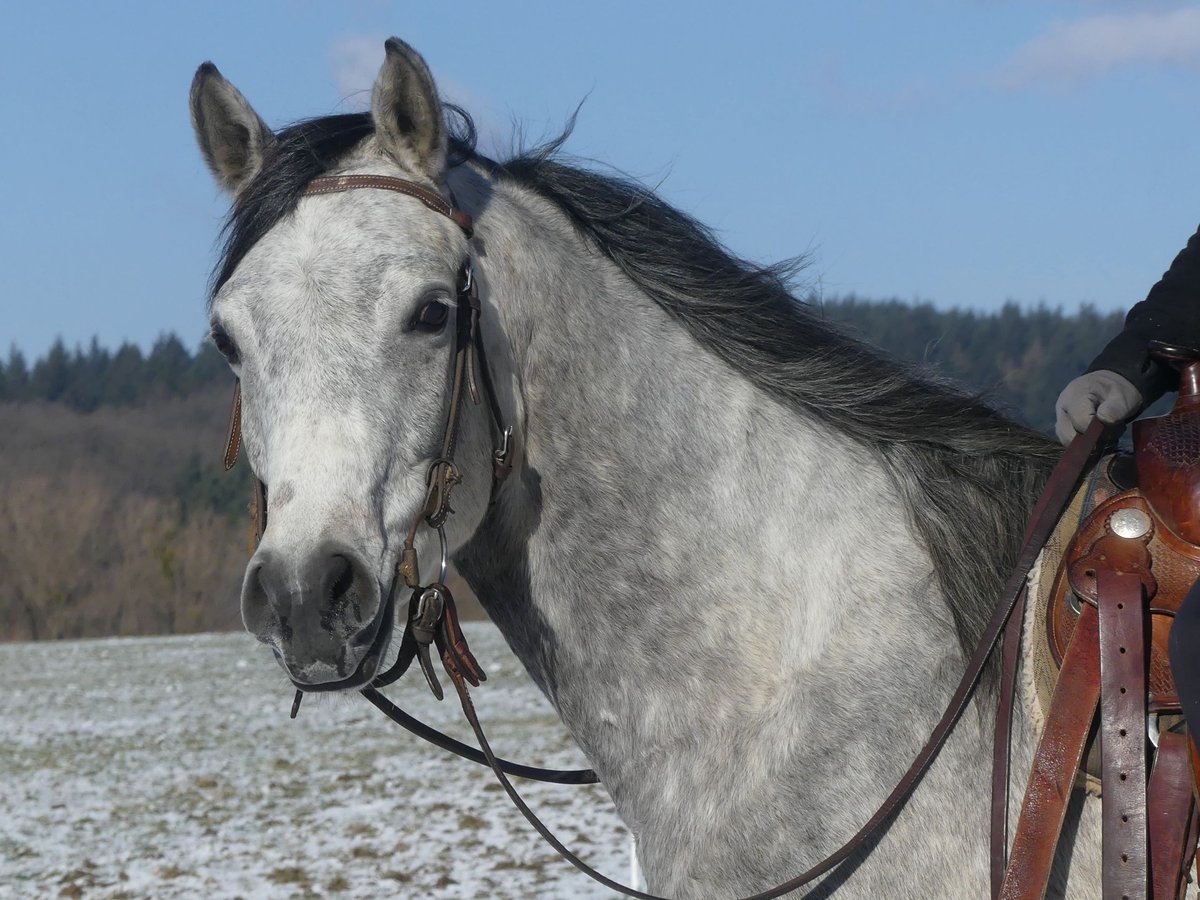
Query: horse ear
[
  {"left": 190, "top": 62, "right": 276, "bottom": 195},
  {"left": 371, "top": 38, "right": 446, "bottom": 183}
]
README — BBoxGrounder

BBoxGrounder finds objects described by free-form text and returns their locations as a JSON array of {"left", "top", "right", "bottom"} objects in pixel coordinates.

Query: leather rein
[{"left": 222, "top": 173, "right": 1115, "bottom": 899}]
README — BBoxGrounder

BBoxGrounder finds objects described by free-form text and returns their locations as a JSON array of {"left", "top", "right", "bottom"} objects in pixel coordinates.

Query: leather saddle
[
  {"left": 1002, "top": 343, "right": 1200, "bottom": 900},
  {"left": 1047, "top": 344, "right": 1200, "bottom": 714}
]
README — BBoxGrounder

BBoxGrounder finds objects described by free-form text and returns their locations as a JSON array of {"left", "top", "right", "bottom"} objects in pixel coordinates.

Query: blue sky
[{"left": 3, "top": 1, "right": 1200, "bottom": 357}]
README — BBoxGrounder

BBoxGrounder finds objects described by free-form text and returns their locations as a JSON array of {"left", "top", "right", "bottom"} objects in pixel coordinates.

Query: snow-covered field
[{"left": 0, "top": 626, "right": 630, "bottom": 898}]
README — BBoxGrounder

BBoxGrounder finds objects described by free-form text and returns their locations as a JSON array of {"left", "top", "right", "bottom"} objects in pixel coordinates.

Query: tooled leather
[
  {"left": 1147, "top": 732, "right": 1198, "bottom": 900},
  {"left": 1000, "top": 604, "right": 1102, "bottom": 900},
  {"left": 1049, "top": 492, "right": 1200, "bottom": 711},
  {"left": 1135, "top": 361, "right": 1200, "bottom": 548},
  {"left": 1069, "top": 502, "right": 1158, "bottom": 604},
  {"left": 1096, "top": 569, "right": 1149, "bottom": 900}
]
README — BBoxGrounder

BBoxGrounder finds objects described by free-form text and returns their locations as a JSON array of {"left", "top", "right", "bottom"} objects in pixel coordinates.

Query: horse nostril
[
  {"left": 327, "top": 555, "right": 355, "bottom": 606},
  {"left": 241, "top": 555, "right": 278, "bottom": 636},
  {"left": 310, "top": 544, "right": 378, "bottom": 630}
]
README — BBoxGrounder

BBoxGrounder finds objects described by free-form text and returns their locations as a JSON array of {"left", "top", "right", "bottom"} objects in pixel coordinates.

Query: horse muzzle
[{"left": 241, "top": 541, "right": 391, "bottom": 689}]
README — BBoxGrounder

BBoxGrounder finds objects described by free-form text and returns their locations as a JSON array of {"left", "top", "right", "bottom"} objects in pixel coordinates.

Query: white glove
[{"left": 1054, "top": 370, "right": 1143, "bottom": 446}]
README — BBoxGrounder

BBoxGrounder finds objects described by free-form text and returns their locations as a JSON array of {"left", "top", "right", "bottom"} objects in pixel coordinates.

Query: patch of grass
[
  {"left": 490, "top": 857, "right": 544, "bottom": 872},
  {"left": 155, "top": 863, "right": 189, "bottom": 879},
  {"left": 4, "top": 841, "right": 35, "bottom": 859},
  {"left": 57, "top": 860, "right": 100, "bottom": 893},
  {"left": 382, "top": 869, "right": 412, "bottom": 883},
  {"left": 267, "top": 779, "right": 307, "bottom": 799},
  {"left": 267, "top": 866, "right": 309, "bottom": 885},
  {"left": 344, "top": 821, "right": 376, "bottom": 837},
  {"left": 349, "top": 845, "right": 379, "bottom": 859},
  {"left": 458, "top": 812, "right": 487, "bottom": 830},
  {"left": 325, "top": 874, "right": 351, "bottom": 892}
]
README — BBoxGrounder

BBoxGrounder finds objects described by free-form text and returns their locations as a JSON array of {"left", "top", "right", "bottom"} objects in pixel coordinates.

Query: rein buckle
[{"left": 412, "top": 585, "right": 447, "bottom": 700}]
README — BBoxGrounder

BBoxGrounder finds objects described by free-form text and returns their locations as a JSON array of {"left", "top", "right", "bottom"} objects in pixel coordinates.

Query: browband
[{"left": 301, "top": 175, "right": 474, "bottom": 236}]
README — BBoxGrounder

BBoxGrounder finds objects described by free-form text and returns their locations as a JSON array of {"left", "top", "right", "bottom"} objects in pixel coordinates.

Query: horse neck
[{"left": 455, "top": 178, "right": 967, "bottom": 787}]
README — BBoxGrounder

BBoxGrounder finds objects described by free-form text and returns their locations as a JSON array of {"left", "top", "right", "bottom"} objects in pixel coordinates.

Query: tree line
[
  {"left": 0, "top": 300, "right": 1129, "bottom": 428},
  {"left": 817, "top": 298, "right": 1127, "bottom": 432},
  {"left": 0, "top": 335, "right": 228, "bottom": 411},
  {"left": 1, "top": 300, "right": 1137, "bottom": 641}
]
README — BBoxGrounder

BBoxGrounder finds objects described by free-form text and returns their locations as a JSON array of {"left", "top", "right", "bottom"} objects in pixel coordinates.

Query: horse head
[{"left": 191, "top": 40, "right": 499, "bottom": 690}]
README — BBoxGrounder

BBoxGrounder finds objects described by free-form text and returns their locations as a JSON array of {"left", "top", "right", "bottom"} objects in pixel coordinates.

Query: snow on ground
[{"left": 0, "top": 626, "right": 631, "bottom": 898}]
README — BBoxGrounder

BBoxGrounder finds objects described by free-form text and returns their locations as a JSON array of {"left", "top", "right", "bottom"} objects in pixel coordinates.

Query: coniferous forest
[{"left": 0, "top": 300, "right": 1134, "bottom": 641}]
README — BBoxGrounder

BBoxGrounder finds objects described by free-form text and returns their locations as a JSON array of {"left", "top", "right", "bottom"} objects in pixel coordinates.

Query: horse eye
[
  {"left": 210, "top": 324, "right": 240, "bottom": 364},
  {"left": 413, "top": 300, "right": 450, "bottom": 332}
]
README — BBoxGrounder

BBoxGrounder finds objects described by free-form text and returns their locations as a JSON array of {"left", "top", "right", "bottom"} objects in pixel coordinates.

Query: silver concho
[{"left": 1109, "top": 507, "right": 1152, "bottom": 540}]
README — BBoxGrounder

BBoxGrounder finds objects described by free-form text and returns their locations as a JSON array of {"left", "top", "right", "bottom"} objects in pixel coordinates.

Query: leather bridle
[
  {"left": 223, "top": 174, "right": 599, "bottom": 781},
  {"left": 221, "top": 172, "right": 1116, "bottom": 899}
]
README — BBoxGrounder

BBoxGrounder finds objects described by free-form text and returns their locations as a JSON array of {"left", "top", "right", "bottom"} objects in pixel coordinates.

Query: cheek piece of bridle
[{"left": 221, "top": 174, "right": 1115, "bottom": 900}]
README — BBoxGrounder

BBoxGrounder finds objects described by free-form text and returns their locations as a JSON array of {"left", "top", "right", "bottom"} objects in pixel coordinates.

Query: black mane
[
  {"left": 502, "top": 151, "right": 1057, "bottom": 657},
  {"left": 210, "top": 108, "right": 1057, "bottom": 656}
]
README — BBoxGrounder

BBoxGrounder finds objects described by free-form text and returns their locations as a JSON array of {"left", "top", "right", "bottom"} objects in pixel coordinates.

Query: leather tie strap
[
  {"left": 251, "top": 478, "right": 267, "bottom": 549},
  {"left": 223, "top": 380, "right": 242, "bottom": 471}
]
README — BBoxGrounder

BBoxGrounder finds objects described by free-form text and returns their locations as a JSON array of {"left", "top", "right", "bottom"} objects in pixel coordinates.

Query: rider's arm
[
  {"left": 1086, "top": 223, "right": 1200, "bottom": 400},
  {"left": 1056, "top": 224, "right": 1200, "bottom": 444}
]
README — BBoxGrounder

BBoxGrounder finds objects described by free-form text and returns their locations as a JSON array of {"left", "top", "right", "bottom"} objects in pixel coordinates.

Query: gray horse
[{"left": 191, "top": 37, "right": 1102, "bottom": 898}]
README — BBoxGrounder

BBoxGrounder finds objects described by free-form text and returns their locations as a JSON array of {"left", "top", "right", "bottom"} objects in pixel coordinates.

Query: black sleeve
[{"left": 1086, "top": 223, "right": 1200, "bottom": 401}]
